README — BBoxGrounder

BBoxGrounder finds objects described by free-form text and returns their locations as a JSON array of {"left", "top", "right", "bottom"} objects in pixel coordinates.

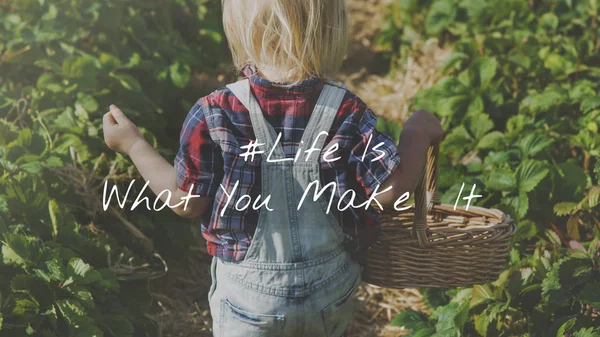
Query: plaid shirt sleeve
[
  {"left": 348, "top": 106, "right": 401, "bottom": 196},
  {"left": 174, "top": 99, "right": 224, "bottom": 196}
]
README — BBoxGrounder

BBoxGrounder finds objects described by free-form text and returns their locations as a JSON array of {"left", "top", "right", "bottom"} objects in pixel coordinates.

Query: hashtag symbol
[{"left": 240, "top": 140, "right": 265, "bottom": 162}]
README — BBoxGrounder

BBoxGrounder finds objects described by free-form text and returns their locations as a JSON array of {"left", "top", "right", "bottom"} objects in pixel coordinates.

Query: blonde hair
[{"left": 222, "top": 0, "right": 348, "bottom": 83}]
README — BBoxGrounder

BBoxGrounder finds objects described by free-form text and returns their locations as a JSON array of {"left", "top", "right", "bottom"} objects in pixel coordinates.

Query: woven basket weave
[{"left": 363, "top": 145, "right": 516, "bottom": 289}]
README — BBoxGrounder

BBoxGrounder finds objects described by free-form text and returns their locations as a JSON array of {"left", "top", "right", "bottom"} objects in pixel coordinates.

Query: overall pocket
[
  {"left": 321, "top": 274, "right": 361, "bottom": 337},
  {"left": 219, "top": 298, "right": 285, "bottom": 337}
]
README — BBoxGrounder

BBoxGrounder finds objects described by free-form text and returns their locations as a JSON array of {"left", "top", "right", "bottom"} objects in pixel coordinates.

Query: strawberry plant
[
  {"left": 0, "top": 0, "right": 223, "bottom": 336},
  {"left": 378, "top": 0, "right": 600, "bottom": 335}
]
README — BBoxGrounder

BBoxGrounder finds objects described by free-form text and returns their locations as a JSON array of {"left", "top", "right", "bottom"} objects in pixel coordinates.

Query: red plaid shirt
[{"left": 175, "top": 68, "right": 401, "bottom": 262}]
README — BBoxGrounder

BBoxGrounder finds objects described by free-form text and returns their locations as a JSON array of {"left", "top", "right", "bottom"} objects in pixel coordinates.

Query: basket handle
[{"left": 413, "top": 144, "right": 440, "bottom": 248}]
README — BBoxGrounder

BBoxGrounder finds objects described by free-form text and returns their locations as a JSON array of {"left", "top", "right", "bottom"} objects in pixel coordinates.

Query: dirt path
[
  {"left": 148, "top": 1, "right": 450, "bottom": 336},
  {"left": 338, "top": 0, "right": 450, "bottom": 124}
]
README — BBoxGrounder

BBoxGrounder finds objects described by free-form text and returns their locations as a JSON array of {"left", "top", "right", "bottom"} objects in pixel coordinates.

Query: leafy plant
[
  {"left": 0, "top": 0, "right": 223, "bottom": 335},
  {"left": 393, "top": 241, "right": 600, "bottom": 337},
  {"left": 379, "top": 0, "right": 600, "bottom": 335}
]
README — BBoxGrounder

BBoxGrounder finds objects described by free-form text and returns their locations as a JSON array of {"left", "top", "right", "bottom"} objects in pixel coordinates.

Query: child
[{"left": 102, "top": 0, "right": 443, "bottom": 336}]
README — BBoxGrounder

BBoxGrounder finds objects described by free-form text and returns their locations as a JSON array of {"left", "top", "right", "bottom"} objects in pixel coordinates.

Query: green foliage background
[
  {"left": 0, "top": 0, "right": 224, "bottom": 336},
  {"left": 376, "top": 0, "right": 600, "bottom": 336},
  {"left": 1, "top": 0, "right": 599, "bottom": 336}
]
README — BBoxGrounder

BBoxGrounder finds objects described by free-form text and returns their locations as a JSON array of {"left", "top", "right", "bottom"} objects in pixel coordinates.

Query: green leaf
[
  {"left": 102, "top": 314, "right": 134, "bottom": 336},
  {"left": 73, "top": 326, "right": 104, "bottom": 337},
  {"left": 556, "top": 162, "right": 589, "bottom": 197},
  {"left": 97, "top": 269, "right": 119, "bottom": 291},
  {"left": 433, "top": 291, "right": 471, "bottom": 334},
  {"left": 477, "top": 57, "right": 498, "bottom": 87},
  {"left": 444, "top": 125, "right": 474, "bottom": 150},
  {"left": 545, "top": 229, "right": 562, "bottom": 247},
  {"left": 45, "top": 156, "right": 64, "bottom": 168},
  {"left": 67, "top": 258, "right": 102, "bottom": 285},
  {"left": 21, "top": 161, "right": 43, "bottom": 174},
  {"left": 569, "top": 241, "right": 589, "bottom": 259},
  {"left": 553, "top": 202, "right": 578, "bottom": 216},
  {"left": 441, "top": 52, "right": 468, "bottom": 74},
  {"left": 62, "top": 56, "right": 98, "bottom": 79},
  {"left": 53, "top": 133, "right": 85, "bottom": 154},
  {"left": 109, "top": 72, "right": 142, "bottom": 92},
  {"left": 581, "top": 96, "right": 600, "bottom": 113},
  {"left": 517, "top": 160, "right": 550, "bottom": 193},
  {"left": 566, "top": 215, "right": 580, "bottom": 241},
  {"left": 587, "top": 121, "right": 598, "bottom": 133},
  {"left": 376, "top": 118, "right": 402, "bottom": 143},
  {"left": 420, "top": 288, "right": 451, "bottom": 309},
  {"left": 588, "top": 238, "right": 599, "bottom": 258},
  {"left": 518, "top": 190, "right": 529, "bottom": 218},
  {"left": 544, "top": 257, "right": 592, "bottom": 305},
  {"left": 506, "top": 115, "right": 535, "bottom": 136},
  {"left": 56, "top": 299, "right": 90, "bottom": 326},
  {"left": 580, "top": 282, "right": 600, "bottom": 302},
  {"left": 2, "top": 234, "right": 43, "bottom": 267},
  {"left": 544, "top": 54, "right": 574, "bottom": 76},
  {"left": 33, "top": 268, "right": 52, "bottom": 283},
  {"left": 539, "top": 13, "right": 559, "bottom": 30},
  {"left": 513, "top": 220, "right": 537, "bottom": 242},
  {"left": 517, "top": 133, "right": 553, "bottom": 158},
  {"left": 68, "top": 258, "right": 91, "bottom": 278},
  {"left": 45, "top": 259, "right": 66, "bottom": 281},
  {"left": 557, "top": 318, "right": 577, "bottom": 337},
  {"left": 486, "top": 168, "right": 516, "bottom": 191},
  {"left": 460, "top": 0, "right": 487, "bottom": 19},
  {"left": 425, "top": 0, "right": 457, "bottom": 35},
  {"left": 477, "top": 131, "right": 504, "bottom": 150},
  {"left": 76, "top": 93, "right": 99, "bottom": 113},
  {"left": 11, "top": 275, "right": 54, "bottom": 310},
  {"left": 431, "top": 328, "right": 461, "bottom": 337},
  {"left": 573, "top": 328, "right": 600, "bottom": 337},
  {"left": 52, "top": 108, "right": 79, "bottom": 132},
  {"left": 413, "top": 328, "right": 436, "bottom": 337},
  {"left": 520, "top": 283, "right": 542, "bottom": 295},
  {"left": 467, "top": 95, "right": 484, "bottom": 113},
  {"left": 169, "top": 61, "right": 192, "bottom": 89},
  {"left": 474, "top": 314, "right": 491, "bottom": 337},
  {"left": 34, "top": 59, "right": 62, "bottom": 73},
  {"left": 70, "top": 289, "right": 94, "bottom": 310},
  {"left": 588, "top": 186, "right": 600, "bottom": 208},
  {"left": 541, "top": 260, "right": 561, "bottom": 292},
  {"left": 466, "top": 113, "right": 494, "bottom": 140},
  {"left": 391, "top": 309, "right": 430, "bottom": 330},
  {"left": 508, "top": 55, "right": 531, "bottom": 69},
  {"left": 48, "top": 200, "right": 60, "bottom": 238},
  {"left": 12, "top": 296, "right": 39, "bottom": 316},
  {"left": 470, "top": 284, "right": 494, "bottom": 308},
  {"left": 42, "top": 4, "right": 58, "bottom": 20},
  {"left": 433, "top": 303, "right": 461, "bottom": 331},
  {"left": 521, "top": 89, "right": 566, "bottom": 114}
]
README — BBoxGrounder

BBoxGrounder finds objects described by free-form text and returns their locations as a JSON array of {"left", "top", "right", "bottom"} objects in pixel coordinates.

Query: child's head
[{"left": 222, "top": 0, "right": 348, "bottom": 83}]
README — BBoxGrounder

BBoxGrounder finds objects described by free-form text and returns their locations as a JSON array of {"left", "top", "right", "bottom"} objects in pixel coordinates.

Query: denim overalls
[{"left": 207, "top": 79, "right": 363, "bottom": 337}]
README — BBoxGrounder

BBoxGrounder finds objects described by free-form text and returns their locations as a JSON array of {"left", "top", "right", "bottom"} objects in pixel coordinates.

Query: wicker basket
[{"left": 363, "top": 145, "right": 516, "bottom": 289}]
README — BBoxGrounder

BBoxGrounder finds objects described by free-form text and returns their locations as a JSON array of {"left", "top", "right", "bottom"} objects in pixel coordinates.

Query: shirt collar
[{"left": 241, "top": 65, "right": 324, "bottom": 97}]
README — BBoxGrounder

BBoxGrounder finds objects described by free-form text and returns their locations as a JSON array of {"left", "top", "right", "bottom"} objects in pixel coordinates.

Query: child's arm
[
  {"left": 376, "top": 109, "right": 443, "bottom": 207},
  {"left": 103, "top": 105, "right": 212, "bottom": 218}
]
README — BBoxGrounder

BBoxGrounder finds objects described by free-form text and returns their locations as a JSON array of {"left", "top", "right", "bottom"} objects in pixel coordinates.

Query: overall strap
[
  {"left": 300, "top": 81, "right": 347, "bottom": 162},
  {"left": 226, "top": 79, "right": 286, "bottom": 159}
]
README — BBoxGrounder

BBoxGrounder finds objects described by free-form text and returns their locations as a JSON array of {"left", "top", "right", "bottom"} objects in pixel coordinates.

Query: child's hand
[
  {"left": 404, "top": 109, "right": 443, "bottom": 146},
  {"left": 102, "top": 105, "right": 144, "bottom": 155}
]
